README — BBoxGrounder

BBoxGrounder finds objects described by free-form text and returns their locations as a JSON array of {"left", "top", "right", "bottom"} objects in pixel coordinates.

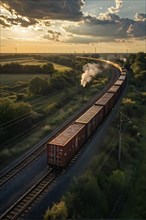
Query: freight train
[{"left": 47, "top": 59, "right": 127, "bottom": 168}]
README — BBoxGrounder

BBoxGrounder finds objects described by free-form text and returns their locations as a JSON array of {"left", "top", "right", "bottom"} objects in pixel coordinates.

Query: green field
[
  {"left": 0, "top": 74, "right": 49, "bottom": 85},
  {"left": 0, "top": 58, "right": 34, "bottom": 66}
]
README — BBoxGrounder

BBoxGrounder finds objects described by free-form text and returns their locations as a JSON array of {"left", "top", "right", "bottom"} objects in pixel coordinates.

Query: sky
[{"left": 0, "top": 0, "right": 146, "bottom": 53}]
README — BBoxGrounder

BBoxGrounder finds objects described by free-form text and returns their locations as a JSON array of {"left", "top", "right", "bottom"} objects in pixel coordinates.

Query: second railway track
[
  {"left": 0, "top": 146, "right": 45, "bottom": 187},
  {"left": 0, "top": 169, "right": 59, "bottom": 220}
]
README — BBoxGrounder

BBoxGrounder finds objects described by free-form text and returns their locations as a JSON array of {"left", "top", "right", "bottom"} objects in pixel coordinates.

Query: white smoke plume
[
  {"left": 81, "top": 63, "right": 102, "bottom": 87},
  {"left": 98, "top": 0, "right": 123, "bottom": 20}
]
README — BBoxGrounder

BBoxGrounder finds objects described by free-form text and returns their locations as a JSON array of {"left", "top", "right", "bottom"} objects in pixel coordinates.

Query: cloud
[
  {"left": 65, "top": 13, "right": 145, "bottom": 44},
  {"left": 64, "top": 35, "right": 99, "bottom": 44},
  {"left": 0, "top": 15, "right": 37, "bottom": 27},
  {"left": 135, "top": 13, "right": 146, "bottom": 21},
  {"left": 128, "top": 21, "right": 146, "bottom": 38},
  {"left": 65, "top": 16, "right": 131, "bottom": 38},
  {"left": 44, "top": 21, "right": 51, "bottom": 26},
  {"left": 0, "top": 17, "right": 11, "bottom": 27},
  {"left": 43, "top": 30, "right": 62, "bottom": 41},
  {"left": 1, "top": 0, "right": 85, "bottom": 24},
  {"left": 98, "top": 0, "right": 123, "bottom": 21}
]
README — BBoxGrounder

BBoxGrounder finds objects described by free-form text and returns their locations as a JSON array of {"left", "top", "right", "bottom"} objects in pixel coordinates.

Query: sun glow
[{"left": 12, "top": 27, "right": 36, "bottom": 39}]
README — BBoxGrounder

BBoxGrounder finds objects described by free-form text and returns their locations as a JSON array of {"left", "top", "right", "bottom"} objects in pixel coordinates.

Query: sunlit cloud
[{"left": 0, "top": 0, "right": 145, "bottom": 53}]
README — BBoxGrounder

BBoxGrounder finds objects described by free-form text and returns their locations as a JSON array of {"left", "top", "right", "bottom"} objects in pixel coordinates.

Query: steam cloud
[{"left": 81, "top": 63, "right": 102, "bottom": 87}]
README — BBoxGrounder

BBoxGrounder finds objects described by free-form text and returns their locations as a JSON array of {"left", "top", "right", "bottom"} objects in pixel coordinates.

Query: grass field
[
  {"left": 0, "top": 58, "right": 35, "bottom": 66},
  {"left": 0, "top": 74, "right": 49, "bottom": 85}
]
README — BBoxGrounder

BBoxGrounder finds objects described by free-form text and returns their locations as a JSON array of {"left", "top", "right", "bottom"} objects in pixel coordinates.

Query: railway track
[
  {"left": 0, "top": 60, "right": 120, "bottom": 188},
  {"left": 0, "top": 146, "right": 45, "bottom": 187},
  {"left": 0, "top": 169, "right": 59, "bottom": 220}
]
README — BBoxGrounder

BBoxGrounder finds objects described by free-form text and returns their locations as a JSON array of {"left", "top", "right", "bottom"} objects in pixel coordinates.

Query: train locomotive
[{"left": 47, "top": 59, "right": 127, "bottom": 168}]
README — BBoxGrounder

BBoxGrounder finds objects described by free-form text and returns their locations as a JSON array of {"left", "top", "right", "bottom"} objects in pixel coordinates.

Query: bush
[
  {"left": 0, "top": 98, "right": 32, "bottom": 124},
  {"left": 29, "top": 77, "right": 50, "bottom": 95},
  {"left": 16, "top": 93, "right": 27, "bottom": 100},
  {"left": 44, "top": 201, "right": 67, "bottom": 220},
  {"left": 108, "top": 170, "right": 127, "bottom": 207},
  {"left": 63, "top": 175, "right": 107, "bottom": 218}
]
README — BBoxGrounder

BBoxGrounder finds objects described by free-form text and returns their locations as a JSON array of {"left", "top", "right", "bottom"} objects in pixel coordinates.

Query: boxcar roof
[
  {"left": 121, "top": 71, "right": 126, "bottom": 75},
  {"left": 48, "top": 123, "right": 85, "bottom": 146},
  {"left": 115, "top": 80, "right": 124, "bottom": 86},
  {"left": 119, "top": 75, "right": 126, "bottom": 80},
  {"left": 108, "top": 85, "right": 120, "bottom": 93},
  {"left": 75, "top": 105, "right": 103, "bottom": 124},
  {"left": 95, "top": 92, "right": 114, "bottom": 106}
]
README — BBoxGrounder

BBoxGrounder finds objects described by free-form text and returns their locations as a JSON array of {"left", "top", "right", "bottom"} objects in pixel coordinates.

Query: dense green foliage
[
  {"left": 44, "top": 52, "right": 146, "bottom": 219},
  {"left": 28, "top": 70, "right": 76, "bottom": 95},
  {"left": 29, "top": 77, "right": 50, "bottom": 95},
  {"left": 44, "top": 201, "right": 67, "bottom": 220},
  {"left": 0, "top": 98, "right": 32, "bottom": 124},
  {"left": 63, "top": 175, "right": 107, "bottom": 218},
  {"left": 0, "top": 98, "right": 32, "bottom": 145}
]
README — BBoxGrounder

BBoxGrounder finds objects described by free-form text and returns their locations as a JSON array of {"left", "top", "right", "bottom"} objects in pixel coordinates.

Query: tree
[
  {"left": 14, "top": 102, "right": 32, "bottom": 116},
  {"left": 44, "top": 201, "right": 68, "bottom": 220},
  {"left": 63, "top": 175, "right": 107, "bottom": 218},
  {"left": 0, "top": 98, "right": 32, "bottom": 124},
  {"left": 2, "top": 62, "right": 22, "bottom": 74},
  {"left": 136, "top": 70, "right": 146, "bottom": 81},
  {"left": 131, "top": 61, "right": 145, "bottom": 75},
  {"left": 29, "top": 77, "right": 50, "bottom": 95},
  {"left": 135, "top": 52, "right": 146, "bottom": 63},
  {"left": 0, "top": 98, "right": 16, "bottom": 123},
  {"left": 50, "top": 75, "right": 67, "bottom": 90},
  {"left": 108, "top": 170, "right": 127, "bottom": 207},
  {"left": 22, "top": 65, "right": 42, "bottom": 74},
  {"left": 42, "top": 63, "right": 56, "bottom": 77}
]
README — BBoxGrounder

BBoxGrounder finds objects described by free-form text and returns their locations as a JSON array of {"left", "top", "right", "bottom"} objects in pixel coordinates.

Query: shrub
[
  {"left": 44, "top": 201, "right": 67, "bottom": 220},
  {"left": 29, "top": 77, "right": 50, "bottom": 95}
]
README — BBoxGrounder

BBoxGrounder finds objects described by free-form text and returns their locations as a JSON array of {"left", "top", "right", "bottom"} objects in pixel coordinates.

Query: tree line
[{"left": 0, "top": 62, "right": 56, "bottom": 75}]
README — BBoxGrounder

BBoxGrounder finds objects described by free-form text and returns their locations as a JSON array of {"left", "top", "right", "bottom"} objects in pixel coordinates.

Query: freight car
[
  {"left": 75, "top": 105, "right": 104, "bottom": 138},
  {"left": 47, "top": 123, "right": 86, "bottom": 168},
  {"left": 95, "top": 92, "right": 115, "bottom": 116},
  {"left": 107, "top": 85, "right": 121, "bottom": 102},
  {"left": 47, "top": 60, "right": 127, "bottom": 169}
]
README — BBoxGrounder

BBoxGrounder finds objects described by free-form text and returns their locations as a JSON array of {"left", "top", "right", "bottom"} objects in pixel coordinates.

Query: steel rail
[{"left": 0, "top": 169, "right": 59, "bottom": 220}]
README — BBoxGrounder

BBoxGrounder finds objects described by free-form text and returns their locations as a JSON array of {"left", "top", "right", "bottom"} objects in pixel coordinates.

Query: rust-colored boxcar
[
  {"left": 119, "top": 75, "right": 126, "bottom": 81},
  {"left": 47, "top": 123, "right": 86, "bottom": 168},
  {"left": 95, "top": 92, "right": 115, "bottom": 116},
  {"left": 121, "top": 71, "right": 126, "bottom": 76},
  {"left": 75, "top": 105, "right": 104, "bottom": 138},
  {"left": 107, "top": 85, "right": 120, "bottom": 102},
  {"left": 114, "top": 79, "right": 124, "bottom": 87}
]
